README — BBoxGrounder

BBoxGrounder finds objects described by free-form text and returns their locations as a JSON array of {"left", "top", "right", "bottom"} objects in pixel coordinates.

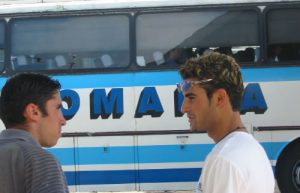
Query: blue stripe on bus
[
  {"left": 138, "top": 168, "right": 201, "bottom": 183},
  {"left": 65, "top": 168, "right": 201, "bottom": 185},
  {"left": 52, "top": 66, "right": 300, "bottom": 89},
  {"left": 49, "top": 142, "right": 286, "bottom": 166},
  {"left": 242, "top": 67, "right": 300, "bottom": 82},
  {"left": 77, "top": 146, "right": 136, "bottom": 164},
  {"left": 261, "top": 141, "right": 288, "bottom": 160},
  {"left": 0, "top": 67, "right": 300, "bottom": 89},
  {"left": 137, "top": 144, "right": 213, "bottom": 163},
  {"left": 55, "top": 71, "right": 181, "bottom": 89},
  {"left": 49, "top": 144, "right": 214, "bottom": 165},
  {"left": 56, "top": 142, "right": 287, "bottom": 186}
]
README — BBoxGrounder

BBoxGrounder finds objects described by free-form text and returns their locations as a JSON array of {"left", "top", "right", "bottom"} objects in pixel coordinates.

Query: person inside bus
[
  {"left": 214, "top": 46, "right": 233, "bottom": 57},
  {"left": 165, "top": 47, "right": 186, "bottom": 65},
  {"left": 234, "top": 47, "right": 255, "bottom": 63},
  {"left": 177, "top": 52, "right": 275, "bottom": 193},
  {"left": 0, "top": 73, "right": 69, "bottom": 193},
  {"left": 267, "top": 44, "right": 282, "bottom": 63}
]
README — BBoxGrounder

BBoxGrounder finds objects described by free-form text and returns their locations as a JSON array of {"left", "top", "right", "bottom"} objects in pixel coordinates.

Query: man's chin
[
  {"left": 190, "top": 125, "right": 197, "bottom": 131},
  {"left": 190, "top": 125, "right": 205, "bottom": 132}
]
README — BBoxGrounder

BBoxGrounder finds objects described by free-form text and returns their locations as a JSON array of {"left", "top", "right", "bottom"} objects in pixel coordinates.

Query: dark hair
[
  {"left": 0, "top": 73, "right": 61, "bottom": 128},
  {"left": 179, "top": 52, "right": 244, "bottom": 111}
]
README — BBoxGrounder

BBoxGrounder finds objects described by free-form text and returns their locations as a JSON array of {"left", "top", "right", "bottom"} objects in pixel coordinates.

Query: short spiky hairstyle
[
  {"left": 0, "top": 73, "right": 61, "bottom": 128},
  {"left": 179, "top": 52, "right": 244, "bottom": 111}
]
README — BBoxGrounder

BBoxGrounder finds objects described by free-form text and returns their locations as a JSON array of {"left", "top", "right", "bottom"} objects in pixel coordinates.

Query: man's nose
[
  {"left": 61, "top": 113, "right": 67, "bottom": 126},
  {"left": 181, "top": 98, "right": 188, "bottom": 113}
]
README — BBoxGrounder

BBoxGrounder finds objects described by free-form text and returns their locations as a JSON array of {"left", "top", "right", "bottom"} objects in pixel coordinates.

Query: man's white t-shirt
[{"left": 196, "top": 131, "right": 275, "bottom": 193}]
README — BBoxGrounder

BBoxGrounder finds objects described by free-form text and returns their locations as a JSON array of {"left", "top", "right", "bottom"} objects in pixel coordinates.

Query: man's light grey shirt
[{"left": 0, "top": 129, "right": 69, "bottom": 193}]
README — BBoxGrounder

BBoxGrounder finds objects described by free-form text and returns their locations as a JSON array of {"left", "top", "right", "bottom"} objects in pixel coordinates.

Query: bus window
[
  {"left": 267, "top": 7, "right": 300, "bottom": 64},
  {"left": 0, "top": 21, "right": 4, "bottom": 72},
  {"left": 136, "top": 9, "right": 259, "bottom": 67},
  {"left": 11, "top": 15, "right": 130, "bottom": 71}
]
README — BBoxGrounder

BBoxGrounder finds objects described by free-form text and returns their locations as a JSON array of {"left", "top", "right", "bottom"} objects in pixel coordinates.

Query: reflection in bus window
[
  {"left": 136, "top": 10, "right": 259, "bottom": 67},
  {"left": 267, "top": 8, "right": 300, "bottom": 63},
  {"left": 0, "top": 21, "right": 4, "bottom": 72},
  {"left": 0, "top": 49, "right": 4, "bottom": 70},
  {"left": 11, "top": 15, "right": 130, "bottom": 71}
]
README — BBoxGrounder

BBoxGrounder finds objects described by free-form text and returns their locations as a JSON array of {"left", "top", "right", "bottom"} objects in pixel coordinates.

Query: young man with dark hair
[
  {"left": 178, "top": 52, "right": 275, "bottom": 193},
  {"left": 0, "top": 73, "right": 69, "bottom": 193}
]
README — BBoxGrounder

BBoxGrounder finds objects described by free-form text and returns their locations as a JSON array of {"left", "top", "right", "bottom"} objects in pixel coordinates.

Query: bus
[{"left": 0, "top": 0, "right": 300, "bottom": 192}]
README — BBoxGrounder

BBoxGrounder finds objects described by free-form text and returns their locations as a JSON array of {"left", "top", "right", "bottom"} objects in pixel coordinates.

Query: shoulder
[
  {"left": 202, "top": 133, "right": 274, "bottom": 193},
  {"left": 207, "top": 131, "right": 272, "bottom": 173},
  {"left": 0, "top": 139, "right": 40, "bottom": 160},
  {"left": 208, "top": 132, "right": 270, "bottom": 170},
  {"left": 212, "top": 132, "right": 263, "bottom": 157},
  {"left": 18, "top": 141, "right": 60, "bottom": 167},
  {"left": 21, "top": 144, "right": 68, "bottom": 193}
]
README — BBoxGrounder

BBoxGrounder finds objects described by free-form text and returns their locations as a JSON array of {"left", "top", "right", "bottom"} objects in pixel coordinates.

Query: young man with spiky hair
[{"left": 178, "top": 52, "right": 275, "bottom": 193}]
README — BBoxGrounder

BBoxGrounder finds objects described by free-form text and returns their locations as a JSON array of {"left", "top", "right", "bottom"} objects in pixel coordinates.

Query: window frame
[
  {"left": 0, "top": 19, "right": 6, "bottom": 74},
  {"left": 1, "top": 2, "right": 300, "bottom": 76},
  {"left": 134, "top": 5, "right": 262, "bottom": 70},
  {"left": 263, "top": 3, "right": 300, "bottom": 67},
  {"left": 7, "top": 12, "right": 133, "bottom": 75}
]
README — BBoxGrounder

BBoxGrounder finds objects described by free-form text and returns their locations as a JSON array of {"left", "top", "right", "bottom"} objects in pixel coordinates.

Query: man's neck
[{"left": 210, "top": 112, "right": 246, "bottom": 143}]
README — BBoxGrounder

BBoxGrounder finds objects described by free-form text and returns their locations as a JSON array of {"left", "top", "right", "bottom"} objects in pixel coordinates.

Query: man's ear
[
  {"left": 23, "top": 103, "right": 40, "bottom": 121},
  {"left": 214, "top": 88, "right": 228, "bottom": 108}
]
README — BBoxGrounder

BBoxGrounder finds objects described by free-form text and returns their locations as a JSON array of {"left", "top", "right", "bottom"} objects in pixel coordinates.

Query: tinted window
[
  {"left": 11, "top": 15, "right": 130, "bottom": 71},
  {"left": 0, "top": 21, "right": 4, "bottom": 72},
  {"left": 267, "top": 8, "right": 300, "bottom": 63},
  {"left": 136, "top": 10, "right": 259, "bottom": 67}
]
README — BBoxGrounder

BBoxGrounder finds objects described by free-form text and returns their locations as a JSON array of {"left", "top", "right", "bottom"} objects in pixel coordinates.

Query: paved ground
[
  {"left": 72, "top": 182, "right": 281, "bottom": 193},
  {"left": 73, "top": 188, "right": 281, "bottom": 193}
]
